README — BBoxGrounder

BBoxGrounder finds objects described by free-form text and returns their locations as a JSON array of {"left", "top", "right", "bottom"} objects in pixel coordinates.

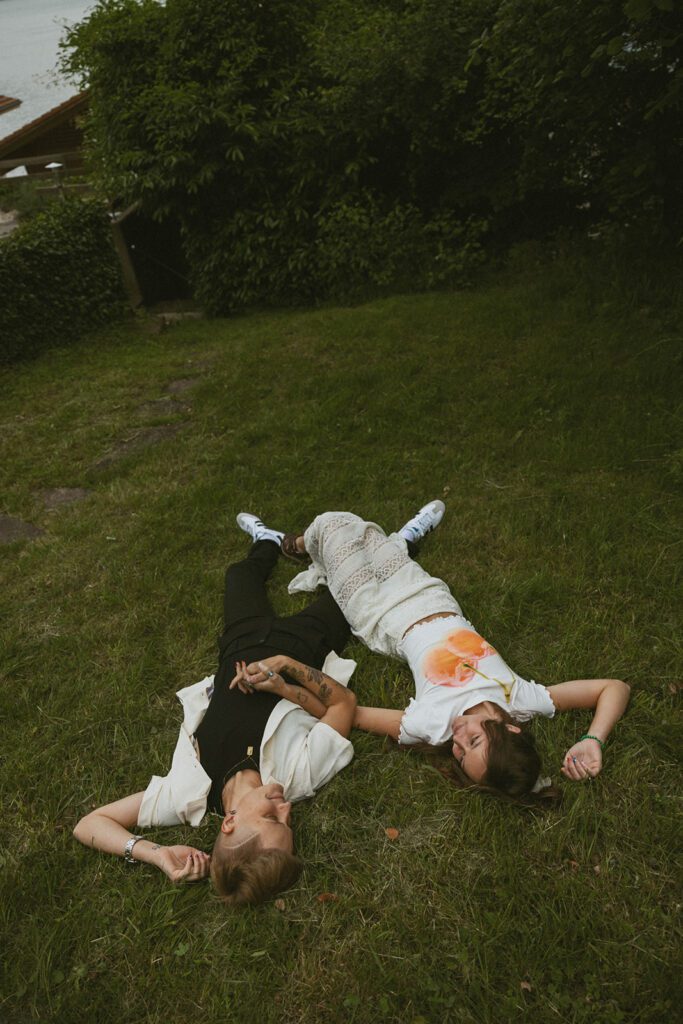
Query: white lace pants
[{"left": 289, "top": 512, "right": 461, "bottom": 658}]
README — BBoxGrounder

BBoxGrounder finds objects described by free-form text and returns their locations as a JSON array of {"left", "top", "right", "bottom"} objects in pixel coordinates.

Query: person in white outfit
[{"left": 241, "top": 504, "right": 630, "bottom": 801}]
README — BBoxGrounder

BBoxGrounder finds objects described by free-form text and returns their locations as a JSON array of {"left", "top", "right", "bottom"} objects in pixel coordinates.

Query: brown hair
[
  {"left": 210, "top": 832, "right": 303, "bottom": 907},
  {"left": 422, "top": 709, "right": 561, "bottom": 808},
  {"left": 481, "top": 713, "right": 542, "bottom": 797}
]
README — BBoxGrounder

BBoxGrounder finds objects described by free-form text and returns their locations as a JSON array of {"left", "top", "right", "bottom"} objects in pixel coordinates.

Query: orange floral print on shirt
[{"left": 422, "top": 629, "right": 497, "bottom": 687}]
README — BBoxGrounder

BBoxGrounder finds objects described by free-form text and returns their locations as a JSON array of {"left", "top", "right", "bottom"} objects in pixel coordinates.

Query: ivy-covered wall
[{"left": 0, "top": 197, "right": 125, "bottom": 365}]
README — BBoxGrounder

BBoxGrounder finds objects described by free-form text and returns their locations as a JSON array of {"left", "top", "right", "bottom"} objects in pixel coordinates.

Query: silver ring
[{"left": 266, "top": 670, "right": 275, "bottom": 678}]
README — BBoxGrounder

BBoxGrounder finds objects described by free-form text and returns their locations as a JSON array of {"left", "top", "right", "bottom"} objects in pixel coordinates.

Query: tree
[{"left": 62, "top": 0, "right": 682, "bottom": 311}]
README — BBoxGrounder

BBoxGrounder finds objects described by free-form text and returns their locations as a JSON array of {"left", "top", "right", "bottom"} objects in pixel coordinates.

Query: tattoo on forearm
[
  {"left": 152, "top": 844, "right": 161, "bottom": 851},
  {"left": 288, "top": 660, "right": 340, "bottom": 704}
]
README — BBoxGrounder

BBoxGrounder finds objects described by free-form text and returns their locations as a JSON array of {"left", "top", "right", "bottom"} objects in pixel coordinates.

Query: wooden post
[{"left": 109, "top": 209, "right": 143, "bottom": 309}]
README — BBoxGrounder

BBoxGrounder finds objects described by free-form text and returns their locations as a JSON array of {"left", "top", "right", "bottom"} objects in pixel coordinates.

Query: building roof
[
  {"left": 0, "top": 97, "right": 22, "bottom": 116},
  {"left": 0, "top": 92, "right": 88, "bottom": 159}
]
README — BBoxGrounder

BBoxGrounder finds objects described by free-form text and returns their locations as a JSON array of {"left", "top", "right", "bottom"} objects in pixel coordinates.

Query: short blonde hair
[{"left": 210, "top": 831, "right": 302, "bottom": 907}]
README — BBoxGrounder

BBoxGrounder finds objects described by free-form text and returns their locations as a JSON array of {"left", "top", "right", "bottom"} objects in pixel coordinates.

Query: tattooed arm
[
  {"left": 256, "top": 666, "right": 329, "bottom": 719},
  {"left": 231, "top": 656, "right": 357, "bottom": 738}
]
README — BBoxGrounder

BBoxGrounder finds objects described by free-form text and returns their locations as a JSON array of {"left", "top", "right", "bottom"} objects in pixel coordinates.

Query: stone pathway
[
  {"left": 91, "top": 422, "right": 188, "bottom": 471},
  {"left": 0, "top": 514, "right": 44, "bottom": 544},
  {"left": 6, "top": 355, "right": 215, "bottom": 544},
  {"left": 90, "top": 374, "right": 203, "bottom": 469},
  {"left": 166, "top": 378, "right": 200, "bottom": 395},
  {"left": 39, "top": 487, "right": 92, "bottom": 510},
  {"left": 136, "top": 396, "right": 190, "bottom": 417}
]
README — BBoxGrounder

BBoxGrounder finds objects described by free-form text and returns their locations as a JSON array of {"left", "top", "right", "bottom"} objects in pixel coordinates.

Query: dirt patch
[
  {"left": 166, "top": 378, "right": 200, "bottom": 395},
  {"left": 92, "top": 423, "right": 187, "bottom": 470},
  {"left": 39, "top": 487, "right": 92, "bottom": 510},
  {"left": 136, "top": 396, "right": 190, "bottom": 417},
  {"left": 186, "top": 355, "right": 216, "bottom": 371},
  {"left": 0, "top": 515, "right": 44, "bottom": 544}
]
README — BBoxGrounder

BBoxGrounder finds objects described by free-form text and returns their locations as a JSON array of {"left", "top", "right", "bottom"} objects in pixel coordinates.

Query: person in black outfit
[{"left": 73, "top": 517, "right": 356, "bottom": 907}]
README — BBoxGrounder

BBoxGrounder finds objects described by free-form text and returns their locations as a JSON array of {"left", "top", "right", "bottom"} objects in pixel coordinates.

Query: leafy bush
[
  {"left": 314, "top": 196, "right": 487, "bottom": 303},
  {"left": 186, "top": 194, "right": 487, "bottom": 314},
  {"left": 61, "top": 0, "right": 681, "bottom": 312},
  {"left": 0, "top": 197, "right": 125, "bottom": 364},
  {"left": 0, "top": 179, "right": 52, "bottom": 224}
]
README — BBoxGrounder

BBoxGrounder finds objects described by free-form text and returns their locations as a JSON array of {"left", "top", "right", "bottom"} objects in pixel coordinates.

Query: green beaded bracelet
[{"left": 580, "top": 733, "right": 605, "bottom": 749}]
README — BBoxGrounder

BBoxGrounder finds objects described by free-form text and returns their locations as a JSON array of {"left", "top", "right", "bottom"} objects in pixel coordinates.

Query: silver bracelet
[{"left": 124, "top": 835, "right": 144, "bottom": 863}]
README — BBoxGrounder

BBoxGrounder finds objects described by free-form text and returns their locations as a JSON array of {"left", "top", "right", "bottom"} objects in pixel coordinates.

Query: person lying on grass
[
  {"left": 73, "top": 519, "right": 356, "bottom": 906},
  {"left": 237, "top": 504, "right": 630, "bottom": 803}
]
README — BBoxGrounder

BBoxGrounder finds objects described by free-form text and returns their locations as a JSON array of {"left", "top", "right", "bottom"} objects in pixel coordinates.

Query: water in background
[{"left": 0, "top": 0, "right": 97, "bottom": 140}]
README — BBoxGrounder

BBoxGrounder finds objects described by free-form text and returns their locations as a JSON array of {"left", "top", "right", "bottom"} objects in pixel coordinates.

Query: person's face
[
  {"left": 450, "top": 710, "right": 521, "bottom": 784},
  {"left": 221, "top": 782, "right": 294, "bottom": 853}
]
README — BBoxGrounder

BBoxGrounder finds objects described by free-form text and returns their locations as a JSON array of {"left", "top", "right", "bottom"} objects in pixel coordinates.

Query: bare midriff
[{"left": 402, "top": 611, "right": 458, "bottom": 640}]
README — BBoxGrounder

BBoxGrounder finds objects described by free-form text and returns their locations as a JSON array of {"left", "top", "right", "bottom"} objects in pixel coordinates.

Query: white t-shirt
[{"left": 397, "top": 616, "right": 555, "bottom": 747}]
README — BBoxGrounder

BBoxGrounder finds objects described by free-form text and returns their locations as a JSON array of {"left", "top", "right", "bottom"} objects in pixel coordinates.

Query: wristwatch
[{"left": 124, "top": 835, "right": 144, "bottom": 863}]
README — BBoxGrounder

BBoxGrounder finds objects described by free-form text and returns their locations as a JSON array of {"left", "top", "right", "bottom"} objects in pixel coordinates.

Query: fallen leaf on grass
[
  {"left": 316, "top": 892, "right": 339, "bottom": 903},
  {"left": 274, "top": 898, "right": 286, "bottom": 911},
  {"left": 520, "top": 981, "right": 532, "bottom": 992},
  {"left": 567, "top": 859, "right": 579, "bottom": 870},
  {"left": 593, "top": 864, "right": 601, "bottom": 875},
  {"left": 384, "top": 827, "right": 400, "bottom": 840}
]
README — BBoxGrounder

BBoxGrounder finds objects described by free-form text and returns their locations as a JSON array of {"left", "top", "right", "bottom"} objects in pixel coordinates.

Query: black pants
[
  {"left": 195, "top": 542, "right": 352, "bottom": 813},
  {"left": 217, "top": 541, "right": 351, "bottom": 676}
]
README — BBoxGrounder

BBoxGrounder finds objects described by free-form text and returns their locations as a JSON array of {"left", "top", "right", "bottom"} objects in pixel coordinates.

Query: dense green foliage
[
  {"left": 1, "top": 258, "right": 680, "bottom": 1022},
  {"left": 62, "top": 0, "right": 681, "bottom": 311},
  {"left": 0, "top": 197, "right": 125, "bottom": 364}
]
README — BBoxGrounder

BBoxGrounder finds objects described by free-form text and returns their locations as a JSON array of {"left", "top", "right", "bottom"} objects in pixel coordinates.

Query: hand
[
  {"left": 229, "top": 657, "right": 286, "bottom": 695},
  {"left": 155, "top": 845, "right": 211, "bottom": 883},
  {"left": 561, "top": 738, "right": 603, "bottom": 782}
]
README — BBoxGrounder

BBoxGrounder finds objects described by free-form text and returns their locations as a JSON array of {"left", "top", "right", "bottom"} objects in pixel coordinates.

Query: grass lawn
[{"left": 1, "top": 258, "right": 681, "bottom": 1023}]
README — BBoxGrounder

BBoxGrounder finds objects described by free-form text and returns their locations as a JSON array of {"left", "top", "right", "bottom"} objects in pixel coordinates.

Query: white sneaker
[
  {"left": 399, "top": 500, "right": 446, "bottom": 544},
  {"left": 236, "top": 512, "right": 285, "bottom": 547}
]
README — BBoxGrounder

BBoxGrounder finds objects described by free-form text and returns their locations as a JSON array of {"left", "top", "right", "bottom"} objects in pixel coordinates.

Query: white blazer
[{"left": 138, "top": 652, "right": 356, "bottom": 827}]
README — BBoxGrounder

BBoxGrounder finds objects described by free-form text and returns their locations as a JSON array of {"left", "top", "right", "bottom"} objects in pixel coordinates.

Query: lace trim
[
  {"left": 374, "top": 547, "right": 410, "bottom": 582},
  {"left": 326, "top": 534, "right": 368, "bottom": 577},
  {"left": 325, "top": 531, "right": 411, "bottom": 609},
  {"left": 337, "top": 565, "right": 374, "bottom": 609},
  {"left": 307, "top": 514, "right": 352, "bottom": 563}
]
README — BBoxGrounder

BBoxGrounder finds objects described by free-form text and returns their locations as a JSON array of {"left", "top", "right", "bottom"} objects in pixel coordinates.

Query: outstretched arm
[
  {"left": 547, "top": 678, "right": 631, "bottom": 781},
  {"left": 353, "top": 706, "right": 404, "bottom": 741},
  {"left": 73, "top": 792, "right": 210, "bottom": 882},
  {"left": 231, "top": 656, "right": 358, "bottom": 738}
]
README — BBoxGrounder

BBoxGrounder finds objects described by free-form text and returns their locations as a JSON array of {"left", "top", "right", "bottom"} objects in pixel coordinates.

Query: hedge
[
  {"left": 0, "top": 197, "right": 125, "bottom": 365},
  {"left": 60, "top": 0, "right": 681, "bottom": 313}
]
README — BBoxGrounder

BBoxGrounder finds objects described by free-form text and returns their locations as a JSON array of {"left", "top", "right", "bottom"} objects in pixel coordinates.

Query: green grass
[{"left": 1, "top": 258, "right": 681, "bottom": 1023}]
